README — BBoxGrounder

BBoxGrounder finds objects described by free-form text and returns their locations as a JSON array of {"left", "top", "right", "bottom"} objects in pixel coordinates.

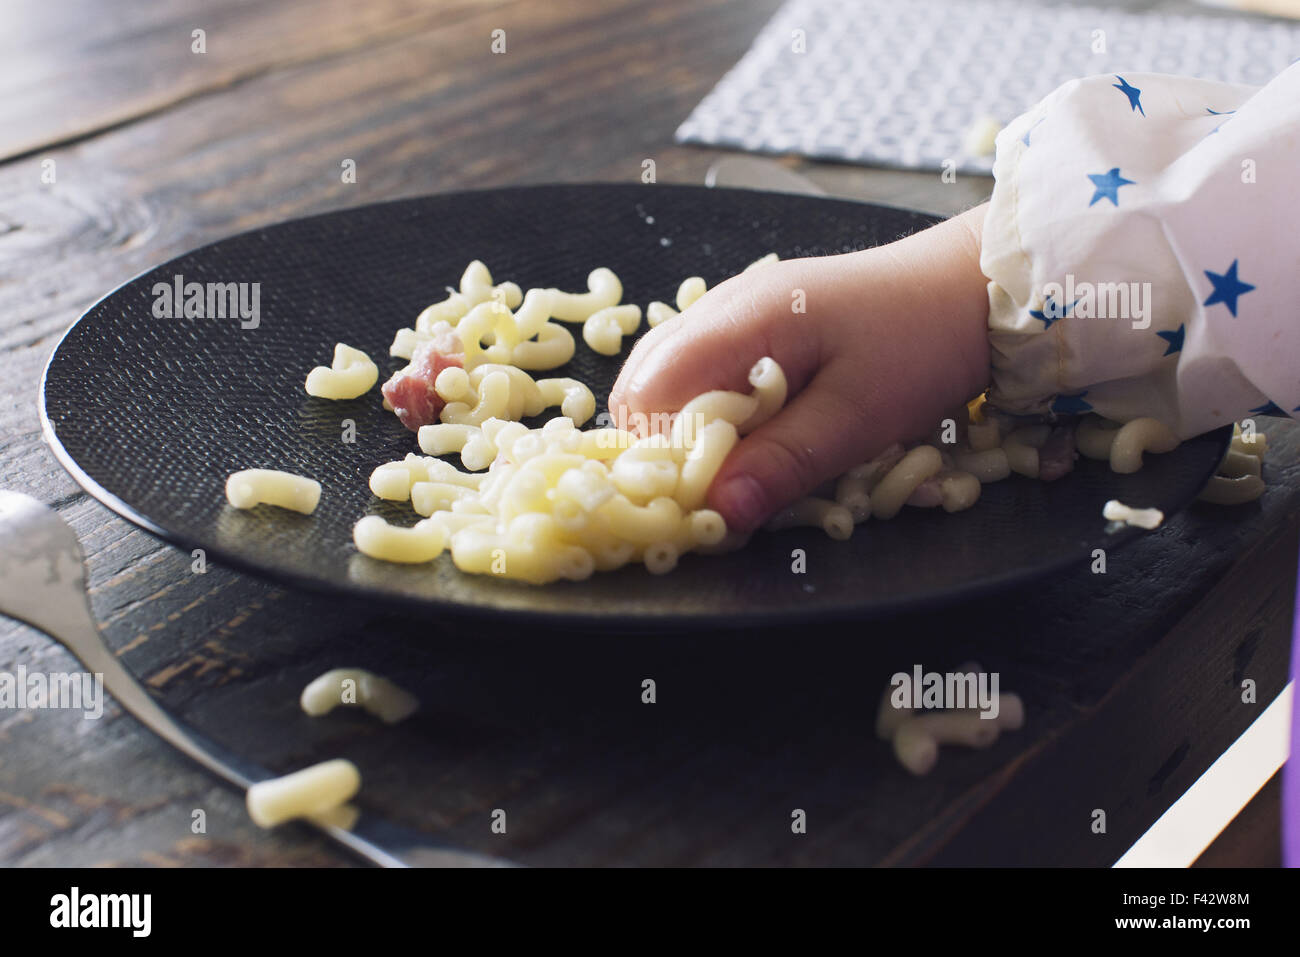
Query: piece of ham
[
  {"left": 381, "top": 328, "right": 464, "bottom": 431},
  {"left": 905, "top": 476, "right": 944, "bottom": 508},
  {"left": 1038, "top": 425, "right": 1078, "bottom": 481}
]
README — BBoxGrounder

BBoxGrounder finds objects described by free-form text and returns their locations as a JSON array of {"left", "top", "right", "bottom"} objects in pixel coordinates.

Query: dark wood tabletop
[{"left": 1, "top": 0, "right": 1294, "bottom": 867}]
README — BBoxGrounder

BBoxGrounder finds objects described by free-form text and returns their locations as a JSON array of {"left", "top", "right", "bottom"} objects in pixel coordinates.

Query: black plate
[{"left": 40, "top": 184, "right": 1228, "bottom": 628}]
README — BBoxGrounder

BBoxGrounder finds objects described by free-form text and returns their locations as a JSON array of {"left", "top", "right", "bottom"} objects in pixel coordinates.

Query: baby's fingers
[
  {"left": 609, "top": 262, "right": 823, "bottom": 426},
  {"left": 705, "top": 376, "right": 876, "bottom": 532}
]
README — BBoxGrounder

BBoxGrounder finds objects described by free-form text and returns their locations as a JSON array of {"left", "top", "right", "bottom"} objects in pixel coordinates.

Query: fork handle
[{"left": 58, "top": 613, "right": 261, "bottom": 789}]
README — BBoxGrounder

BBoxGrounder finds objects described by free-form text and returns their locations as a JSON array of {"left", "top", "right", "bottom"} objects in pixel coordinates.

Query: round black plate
[{"left": 40, "top": 184, "right": 1227, "bottom": 628}]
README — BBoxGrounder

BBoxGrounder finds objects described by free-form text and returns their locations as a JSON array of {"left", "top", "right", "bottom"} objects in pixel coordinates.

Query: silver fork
[{"left": 0, "top": 490, "right": 509, "bottom": 867}]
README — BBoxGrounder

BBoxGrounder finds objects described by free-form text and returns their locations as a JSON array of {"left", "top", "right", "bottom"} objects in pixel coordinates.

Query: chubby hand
[{"left": 609, "top": 204, "right": 992, "bottom": 532}]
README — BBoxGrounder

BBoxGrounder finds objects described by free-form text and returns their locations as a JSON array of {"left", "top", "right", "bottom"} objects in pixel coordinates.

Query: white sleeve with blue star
[{"left": 980, "top": 63, "right": 1300, "bottom": 437}]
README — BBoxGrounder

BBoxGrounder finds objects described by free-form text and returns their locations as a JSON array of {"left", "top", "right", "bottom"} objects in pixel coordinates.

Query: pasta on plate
[{"left": 228, "top": 253, "right": 1266, "bottom": 584}]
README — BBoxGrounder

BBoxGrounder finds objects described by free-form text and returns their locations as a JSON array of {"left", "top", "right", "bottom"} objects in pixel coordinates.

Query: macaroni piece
[
  {"left": 411, "top": 260, "right": 519, "bottom": 336},
  {"left": 611, "top": 435, "right": 678, "bottom": 502},
  {"left": 440, "top": 369, "right": 511, "bottom": 426},
  {"left": 1102, "top": 499, "right": 1164, "bottom": 530},
  {"left": 670, "top": 390, "right": 759, "bottom": 452},
  {"left": 739, "top": 357, "right": 788, "bottom": 433},
  {"left": 1109, "top": 417, "right": 1178, "bottom": 474},
  {"left": 646, "top": 301, "right": 678, "bottom": 327},
  {"left": 536, "top": 378, "right": 596, "bottom": 426},
  {"left": 834, "top": 472, "right": 872, "bottom": 523},
  {"left": 675, "top": 276, "right": 707, "bottom": 311},
  {"left": 1198, "top": 473, "right": 1266, "bottom": 505},
  {"left": 389, "top": 327, "right": 425, "bottom": 360},
  {"left": 459, "top": 259, "right": 523, "bottom": 310},
  {"left": 414, "top": 291, "right": 469, "bottom": 334},
  {"left": 1231, "top": 427, "right": 1268, "bottom": 457},
  {"left": 510, "top": 321, "right": 575, "bottom": 371},
  {"left": 871, "top": 446, "right": 944, "bottom": 519},
  {"left": 441, "top": 364, "right": 547, "bottom": 424},
  {"left": 937, "top": 470, "right": 981, "bottom": 512},
  {"left": 457, "top": 302, "right": 521, "bottom": 370},
  {"left": 1076, "top": 415, "right": 1120, "bottom": 460},
  {"left": 226, "top": 469, "right": 321, "bottom": 514},
  {"left": 765, "top": 497, "right": 854, "bottom": 540},
  {"left": 353, "top": 515, "right": 448, "bottom": 562},
  {"left": 511, "top": 288, "right": 557, "bottom": 340},
  {"left": 676, "top": 420, "right": 738, "bottom": 511},
  {"left": 410, "top": 481, "right": 475, "bottom": 515},
  {"left": 952, "top": 447, "right": 1010, "bottom": 483},
  {"left": 581, "top": 304, "right": 642, "bottom": 356},
  {"left": 305, "top": 343, "right": 379, "bottom": 400},
  {"left": 549, "top": 267, "right": 623, "bottom": 321},
  {"left": 1002, "top": 425, "right": 1050, "bottom": 479},
  {"left": 1219, "top": 450, "right": 1261, "bottom": 479},
  {"left": 418, "top": 423, "right": 477, "bottom": 461},
  {"left": 246, "top": 759, "right": 361, "bottom": 828},
  {"left": 877, "top": 669, "right": 1025, "bottom": 777},
  {"left": 1199, "top": 422, "right": 1269, "bottom": 504},
  {"left": 301, "top": 668, "right": 419, "bottom": 724},
  {"left": 369, "top": 454, "right": 486, "bottom": 501},
  {"left": 893, "top": 704, "right": 1026, "bottom": 776},
  {"left": 646, "top": 256, "right": 773, "bottom": 329}
]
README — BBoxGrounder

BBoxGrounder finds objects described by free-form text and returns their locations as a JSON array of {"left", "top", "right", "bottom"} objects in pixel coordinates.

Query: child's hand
[{"left": 609, "top": 204, "right": 992, "bottom": 532}]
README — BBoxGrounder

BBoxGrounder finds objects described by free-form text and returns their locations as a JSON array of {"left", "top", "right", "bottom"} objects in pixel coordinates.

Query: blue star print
[
  {"left": 1249, "top": 401, "right": 1284, "bottom": 416},
  {"left": 1205, "top": 108, "right": 1234, "bottom": 136},
  {"left": 1113, "top": 76, "right": 1144, "bottom": 116},
  {"left": 1029, "top": 295, "right": 1077, "bottom": 329},
  {"left": 1022, "top": 117, "right": 1045, "bottom": 147},
  {"left": 1052, "top": 393, "right": 1093, "bottom": 414},
  {"left": 1088, "top": 168, "right": 1135, "bottom": 207},
  {"left": 1156, "top": 324, "right": 1185, "bottom": 356},
  {"left": 1203, "top": 260, "right": 1255, "bottom": 317}
]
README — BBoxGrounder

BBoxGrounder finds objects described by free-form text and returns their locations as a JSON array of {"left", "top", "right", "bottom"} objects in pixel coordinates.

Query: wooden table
[{"left": 1, "top": 0, "right": 1293, "bottom": 867}]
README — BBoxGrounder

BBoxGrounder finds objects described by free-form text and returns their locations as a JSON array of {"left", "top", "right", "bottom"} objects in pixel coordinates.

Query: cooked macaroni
[
  {"left": 305, "top": 343, "right": 379, "bottom": 400},
  {"left": 871, "top": 446, "right": 944, "bottom": 520},
  {"left": 646, "top": 301, "right": 678, "bottom": 327},
  {"left": 766, "top": 497, "right": 854, "bottom": 540},
  {"left": 245, "top": 759, "right": 360, "bottom": 828},
  {"left": 1102, "top": 499, "right": 1164, "bottom": 530},
  {"left": 675, "top": 276, "right": 707, "bottom": 311},
  {"left": 240, "top": 255, "right": 1259, "bottom": 585},
  {"left": 1199, "top": 422, "right": 1269, "bottom": 504},
  {"left": 301, "top": 668, "right": 419, "bottom": 724},
  {"left": 582, "top": 304, "right": 642, "bottom": 356},
  {"left": 352, "top": 348, "right": 780, "bottom": 581},
  {"left": 226, "top": 469, "right": 321, "bottom": 514},
  {"left": 877, "top": 669, "right": 1025, "bottom": 777},
  {"left": 1110, "top": 417, "right": 1179, "bottom": 474},
  {"left": 549, "top": 267, "right": 623, "bottom": 321}
]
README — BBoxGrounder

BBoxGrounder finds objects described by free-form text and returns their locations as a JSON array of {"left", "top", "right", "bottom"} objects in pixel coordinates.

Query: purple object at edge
[{"left": 1285, "top": 549, "right": 1300, "bottom": 867}]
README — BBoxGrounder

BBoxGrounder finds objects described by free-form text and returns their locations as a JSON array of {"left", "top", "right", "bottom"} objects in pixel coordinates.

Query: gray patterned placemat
[{"left": 676, "top": 0, "right": 1300, "bottom": 173}]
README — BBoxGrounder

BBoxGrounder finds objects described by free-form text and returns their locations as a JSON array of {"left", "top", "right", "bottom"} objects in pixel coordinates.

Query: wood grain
[
  {"left": 0, "top": 0, "right": 512, "bottom": 163},
  {"left": 0, "top": 0, "right": 1290, "bottom": 866}
]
